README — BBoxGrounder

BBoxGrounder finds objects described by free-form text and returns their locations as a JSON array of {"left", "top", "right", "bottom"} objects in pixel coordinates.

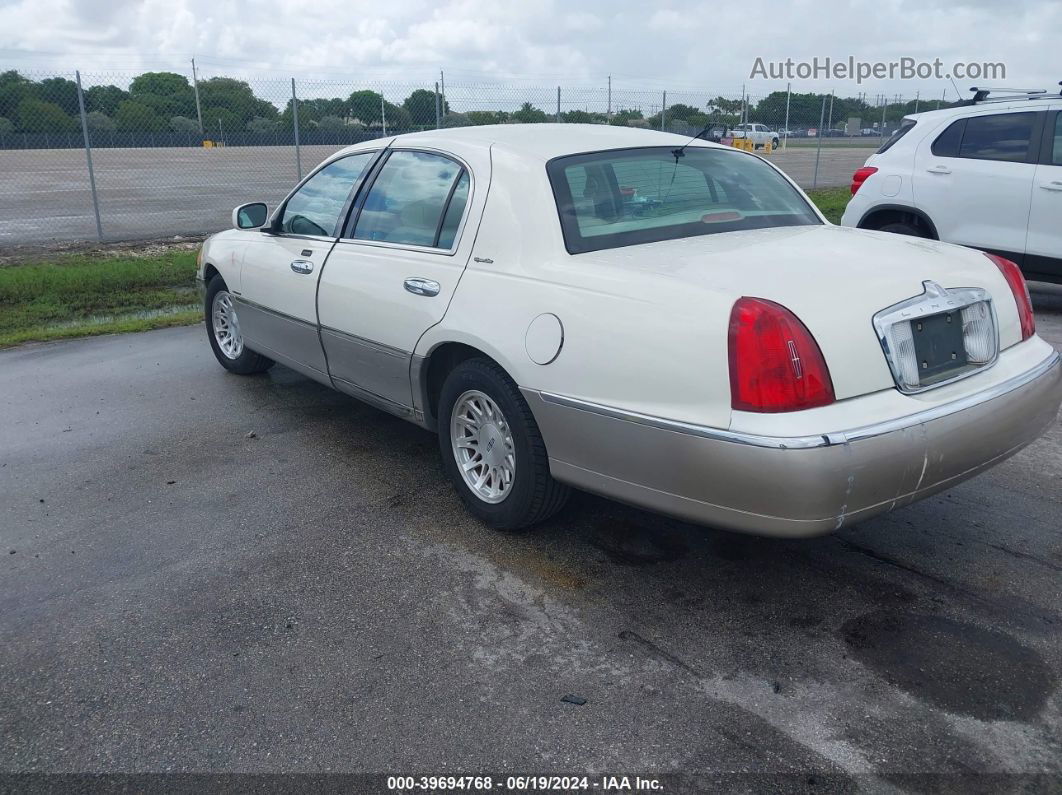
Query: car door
[
  {"left": 235, "top": 150, "right": 379, "bottom": 381},
  {"left": 316, "top": 146, "right": 489, "bottom": 414},
  {"left": 912, "top": 110, "right": 1041, "bottom": 256},
  {"left": 1025, "top": 108, "right": 1062, "bottom": 280}
]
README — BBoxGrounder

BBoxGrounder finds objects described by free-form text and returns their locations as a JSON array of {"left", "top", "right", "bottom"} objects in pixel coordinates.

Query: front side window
[
  {"left": 958, "top": 112, "right": 1035, "bottom": 162},
  {"left": 280, "top": 152, "right": 375, "bottom": 236},
  {"left": 353, "top": 151, "right": 467, "bottom": 248},
  {"left": 548, "top": 147, "right": 820, "bottom": 254}
]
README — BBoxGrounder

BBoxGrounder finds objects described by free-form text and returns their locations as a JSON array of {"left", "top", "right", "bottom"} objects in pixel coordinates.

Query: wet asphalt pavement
[{"left": 1, "top": 293, "right": 1061, "bottom": 792}]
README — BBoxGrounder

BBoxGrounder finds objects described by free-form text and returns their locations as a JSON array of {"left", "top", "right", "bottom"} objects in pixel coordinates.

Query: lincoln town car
[{"left": 196, "top": 125, "right": 1062, "bottom": 536}]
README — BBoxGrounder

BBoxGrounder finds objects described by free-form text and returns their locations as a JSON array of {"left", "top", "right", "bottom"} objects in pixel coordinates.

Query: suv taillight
[
  {"left": 728, "top": 297, "right": 835, "bottom": 413},
  {"left": 986, "top": 253, "right": 1035, "bottom": 341},
  {"left": 850, "top": 166, "right": 878, "bottom": 195}
]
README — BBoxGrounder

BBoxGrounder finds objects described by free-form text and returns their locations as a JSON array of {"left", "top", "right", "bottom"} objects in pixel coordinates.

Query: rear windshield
[
  {"left": 547, "top": 146, "right": 820, "bottom": 254},
  {"left": 877, "top": 118, "right": 916, "bottom": 154}
]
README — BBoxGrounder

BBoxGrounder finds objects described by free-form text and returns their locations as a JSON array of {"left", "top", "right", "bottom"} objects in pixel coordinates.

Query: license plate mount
[{"left": 911, "top": 309, "right": 968, "bottom": 385}]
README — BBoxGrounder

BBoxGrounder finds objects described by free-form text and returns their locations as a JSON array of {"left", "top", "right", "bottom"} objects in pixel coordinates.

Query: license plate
[{"left": 910, "top": 309, "right": 968, "bottom": 385}]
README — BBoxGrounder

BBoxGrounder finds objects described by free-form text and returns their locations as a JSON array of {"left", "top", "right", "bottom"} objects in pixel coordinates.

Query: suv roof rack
[{"left": 961, "top": 83, "right": 1062, "bottom": 105}]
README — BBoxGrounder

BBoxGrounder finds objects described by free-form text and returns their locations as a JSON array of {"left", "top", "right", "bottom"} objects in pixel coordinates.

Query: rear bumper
[{"left": 525, "top": 350, "right": 1062, "bottom": 537}]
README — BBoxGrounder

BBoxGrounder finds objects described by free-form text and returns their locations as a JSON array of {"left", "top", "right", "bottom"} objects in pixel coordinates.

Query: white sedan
[{"left": 196, "top": 124, "right": 1061, "bottom": 537}]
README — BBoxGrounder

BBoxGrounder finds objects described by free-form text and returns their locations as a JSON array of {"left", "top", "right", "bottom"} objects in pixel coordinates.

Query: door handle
[
  {"left": 290, "top": 260, "right": 314, "bottom": 274},
  {"left": 926, "top": 165, "right": 952, "bottom": 175},
  {"left": 1040, "top": 181, "right": 1062, "bottom": 192},
  {"left": 404, "top": 277, "right": 440, "bottom": 297}
]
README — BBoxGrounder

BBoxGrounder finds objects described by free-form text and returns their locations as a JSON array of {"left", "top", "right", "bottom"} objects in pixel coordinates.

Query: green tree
[
  {"left": 17, "top": 99, "right": 76, "bottom": 133},
  {"left": 246, "top": 116, "right": 277, "bottom": 133},
  {"left": 0, "top": 116, "right": 13, "bottom": 135},
  {"left": 113, "top": 99, "right": 166, "bottom": 132},
  {"left": 347, "top": 89, "right": 408, "bottom": 128},
  {"left": 316, "top": 115, "right": 346, "bottom": 131},
  {"left": 198, "top": 77, "right": 271, "bottom": 123},
  {"left": 203, "top": 106, "right": 241, "bottom": 136},
  {"left": 170, "top": 115, "right": 200, "bottom": 132},
  {"left": 510, "top": 102, "right": 548, "bottom": 123},
  {"left": 561, "top": 109, "right": 605, "bottom": 124},
  {"left": 0, "top": 71, "right": 36, "bottom": 120},
  {"left": 37, "top": 77, "right": 79, "bottom": 116},
  {"left": 465, "top": 110, "right": 508, "bottom": 125},
  {"left": 85, "top": 111, "right": 115, "bottom": 132},
  {"left": 441, "top": 111, "right": 470, "bottom": 128},
  {"left": 607, "top": 108, "right": 643, "bottom": 126},
  {"left": 130, "top": 72, "right": 191, "bottom": 97},
  {"left": 402, "top": 88, "right": 447, "bottom": 126},
  {"left": 85, "top": 84, "right": 128, "bottom": 116}
]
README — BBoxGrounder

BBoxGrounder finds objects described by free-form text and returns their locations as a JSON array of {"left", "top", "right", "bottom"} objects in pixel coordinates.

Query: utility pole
[
  {"left": 191, "top": 58, "right": 204, "bottom": 135},
  {"left": 440, "top": 69, "right": 446, "bottom": 115}
]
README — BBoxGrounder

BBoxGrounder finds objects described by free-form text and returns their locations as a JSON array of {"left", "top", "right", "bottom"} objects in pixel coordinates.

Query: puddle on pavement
[{"left": 841, "top": 609, "right": 1054, "bottom": 721}]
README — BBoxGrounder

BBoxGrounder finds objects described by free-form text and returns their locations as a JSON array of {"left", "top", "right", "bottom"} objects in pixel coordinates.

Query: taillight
[
  {"left": 850, "top": 166, "right": 878, "bottom": 195},
  {"left": 728, "top": 297, "right": 835, "bottom": 413},
  {"left": 986, "top": 253, "right": 1035, "bottom": 341}
]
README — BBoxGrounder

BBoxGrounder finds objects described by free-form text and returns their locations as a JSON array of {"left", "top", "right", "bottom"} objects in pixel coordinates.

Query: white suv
[{"left": 841, "top": 88, "right": 1062, "bottom": 283}]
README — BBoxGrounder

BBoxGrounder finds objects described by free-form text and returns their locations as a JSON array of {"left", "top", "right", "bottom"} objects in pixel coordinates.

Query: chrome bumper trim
[{"left": 538, "top": 351, "right": 1061, "bottom": 451}]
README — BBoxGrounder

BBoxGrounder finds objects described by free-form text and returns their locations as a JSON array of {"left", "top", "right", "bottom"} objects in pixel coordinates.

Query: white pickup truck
[{"left": 731, "top": 123, "right": 780, "bottom": 150}]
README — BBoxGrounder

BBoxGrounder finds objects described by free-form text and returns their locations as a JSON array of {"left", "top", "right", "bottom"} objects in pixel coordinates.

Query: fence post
[
  {"left": 879, "top": 94, "right": 887, "bottom": 146},
  {"left": 75, "top": 70, "right": 103, "bottom": 242},
  {"left": 783, "top": 82, "right": 791, "bottom": 150},
  {"left": 434, "top": 82, "right": 441, "bottom": 129},
  {"left": 607, "top": 75, "right": 612, "bottom": 122},
  {"left": 812, "top": 94, "right": 827, "bottom": 190},
  {"left": 661, "top": 90, "right": 667, "bottom": 131},
  {"left": 381, "top": 91, "right": 387, "bottom": 136},
  {"left": 556, "top": 86, "right": 561, "bottom": 122},
  {"left": 291, "top": 78, "right": 302, "bottom": 180}
]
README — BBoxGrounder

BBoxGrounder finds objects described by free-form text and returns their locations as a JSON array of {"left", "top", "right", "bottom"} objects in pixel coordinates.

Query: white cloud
[{"left": 0, "top": 0, "right": 1057, "bottom": 105}]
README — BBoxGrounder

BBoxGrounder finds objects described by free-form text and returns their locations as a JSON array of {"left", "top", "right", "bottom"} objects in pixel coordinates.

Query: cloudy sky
[{"left": 0, "top": 0, "right": 1058, "bottom": 102}]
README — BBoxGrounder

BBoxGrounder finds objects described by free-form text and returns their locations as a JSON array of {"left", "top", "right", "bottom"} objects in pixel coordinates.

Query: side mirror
[{"left": 233, "top": 202, "right": 268, "bottom": 229}]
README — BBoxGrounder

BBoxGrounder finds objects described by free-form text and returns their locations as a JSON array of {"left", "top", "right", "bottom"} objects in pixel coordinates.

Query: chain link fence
[{"left": 0, "top": 67, "right": 958, "bottom": 247}]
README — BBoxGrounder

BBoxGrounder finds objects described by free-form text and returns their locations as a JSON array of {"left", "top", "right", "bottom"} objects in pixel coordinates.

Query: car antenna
[{"left": 671, "top": 121, "right": 716, "bottom": 163}]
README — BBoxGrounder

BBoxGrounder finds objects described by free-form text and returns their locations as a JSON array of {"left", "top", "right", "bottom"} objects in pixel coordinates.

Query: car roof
[
  {"left": 905, "top": 97, "right": 1059, "bottom": 123},
  {"left": 334, "top": 124, "right": 728, "bottom": 163}
]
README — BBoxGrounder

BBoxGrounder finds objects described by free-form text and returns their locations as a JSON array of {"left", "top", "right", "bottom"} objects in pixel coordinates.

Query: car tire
[
  {"left": 438, "top": 357, "right": 570, "bottom": 531},
  {"left": 876, "top": 221, "right": 927, "bottom": 238},
  {"left": 205, "top": 274, "right": 274, "bottom": 375},
  {"left": 772, "top": 137, "right": 780, "bottom": 149}
]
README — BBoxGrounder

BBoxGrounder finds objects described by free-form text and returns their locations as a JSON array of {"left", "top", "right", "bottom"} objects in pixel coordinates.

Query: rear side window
[
  {"left": 958, "top": 112, "right": 1035, "bottom": 162},
  {"left": 1053, "top": 114, "right": 1062, "bottom": 165},
  {"left": 877, "top": 118, "right": 916, "bottom": 154},
  {"left": 353, "top": 151, "right": 467, "bottom": 249},
  {"left": 931, "top": 119, "right": 965, "bottom": 157}
]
